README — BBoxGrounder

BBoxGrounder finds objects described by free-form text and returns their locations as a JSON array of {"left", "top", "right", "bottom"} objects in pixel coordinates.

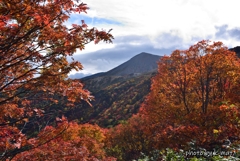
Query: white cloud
[
  {"left": 83, "top": 0, "right": 239, "bottom": 42},
  {"left": 68, "top": 0, "right": 240, "bottom": 77}
]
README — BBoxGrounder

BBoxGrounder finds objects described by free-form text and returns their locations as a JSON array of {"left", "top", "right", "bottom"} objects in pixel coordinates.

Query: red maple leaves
[{"left": 0, "top": 0, "right": 113, "bottom": 159}]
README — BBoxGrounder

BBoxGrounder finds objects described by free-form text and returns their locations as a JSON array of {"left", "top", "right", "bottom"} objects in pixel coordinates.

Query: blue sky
[
  {"left": 68, "top": 0, "right": 240, "bottom": 78},
  {"left": 69, "top": 14, "right": 122, "bottom": 26}
]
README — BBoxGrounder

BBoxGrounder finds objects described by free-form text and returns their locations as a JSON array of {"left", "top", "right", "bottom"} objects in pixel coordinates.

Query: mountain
[
  {"left": 64, "top": 52, "right": 162, "bottom": 127},
  {"left": 104, "top": 52, "right": 161, "bottom": 76},
  {"left": 82, "top": 52, "right": 161, "bottom": 80}
]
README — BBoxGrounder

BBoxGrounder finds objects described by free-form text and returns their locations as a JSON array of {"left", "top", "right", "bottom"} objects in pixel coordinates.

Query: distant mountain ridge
[{"left": 82, "top": 52, "right": 161, "bottom": 80}]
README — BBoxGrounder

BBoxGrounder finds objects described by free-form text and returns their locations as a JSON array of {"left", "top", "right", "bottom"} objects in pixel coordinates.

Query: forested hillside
[{"left": 67, "top": 72, "right": 156, "bottom": 127}]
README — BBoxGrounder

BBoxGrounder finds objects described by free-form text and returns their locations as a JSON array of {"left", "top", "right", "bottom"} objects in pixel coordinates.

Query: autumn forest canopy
[{"left": 1, "top": 0, "right": 240, "bottom": 160}]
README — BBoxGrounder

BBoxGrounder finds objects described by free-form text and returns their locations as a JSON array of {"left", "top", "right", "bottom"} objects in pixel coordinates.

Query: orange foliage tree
[
  {"left": 141, "top": 40, "right": 240, "bottom": 150},
  {"left": 0, "top": 0, "right": 113, "bottom": 159},
  {"left": 105, "top": 114, "right": 150, "bottom": 161},
  {"left": 13, "top": 120, "right": 116, "bottom": 161}
]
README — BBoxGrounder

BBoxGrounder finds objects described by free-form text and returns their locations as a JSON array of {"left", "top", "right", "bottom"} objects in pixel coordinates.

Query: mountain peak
[
  {"left": 133, "top": 52, "right": 153, "bottom": 57},
  {"left": 139, "top": 52, "right": 152, "bottom": 55},
  {"left": 132, "top": 52, "right": 160, "bottom": 60},
  {"left": 104, "top": 52, "right": 161, "bottom": 76}
]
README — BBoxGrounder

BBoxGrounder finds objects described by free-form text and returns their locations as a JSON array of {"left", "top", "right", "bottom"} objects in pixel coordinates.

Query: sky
[{"left": 68, "top": 0, "right": 240, "bottom": 78}]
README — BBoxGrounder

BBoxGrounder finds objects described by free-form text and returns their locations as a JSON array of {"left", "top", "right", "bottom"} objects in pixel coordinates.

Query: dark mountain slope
[{"left": 67, "top": 71, "right": 156, "bottom": 127}]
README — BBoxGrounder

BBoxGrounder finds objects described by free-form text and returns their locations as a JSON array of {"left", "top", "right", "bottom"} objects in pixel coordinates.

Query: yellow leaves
[{"left": 213, "top": 129, "right": 220, "bottom": 134}]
